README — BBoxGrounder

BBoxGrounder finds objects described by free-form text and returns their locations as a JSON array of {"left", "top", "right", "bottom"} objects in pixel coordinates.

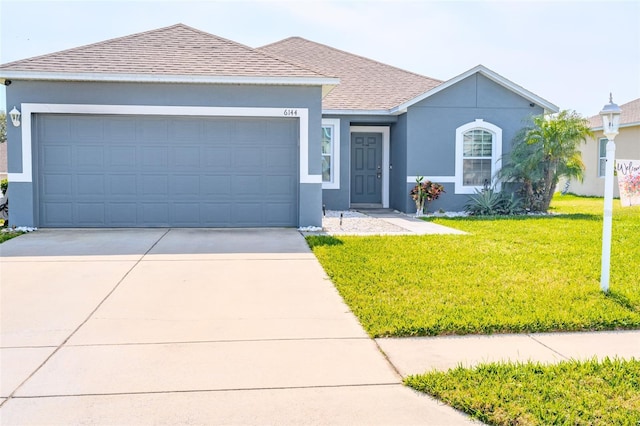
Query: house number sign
[{"left": 283, "top": 109, "right": 298, "bottom": 116}]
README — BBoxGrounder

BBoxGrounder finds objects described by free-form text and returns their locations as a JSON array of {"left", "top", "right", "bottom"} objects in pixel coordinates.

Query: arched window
[{"left": 455, "top": 119, "right": 502, "bottom": 194}]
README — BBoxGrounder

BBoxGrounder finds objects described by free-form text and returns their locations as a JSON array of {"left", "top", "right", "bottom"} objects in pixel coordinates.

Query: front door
[{"left": 351, "top": 132, "right": 382, "bottom": 205}]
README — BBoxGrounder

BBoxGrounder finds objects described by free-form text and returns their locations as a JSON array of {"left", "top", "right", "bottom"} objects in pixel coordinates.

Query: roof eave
[
  {"left": 391, "top": 65, "right": 559, "bottom": 115},
  {"left": 322, "top": 108, "right": 393, "bottom": 116},
  {"left": 0, "top": 70, "right": 340, "bottom": 88},
  {"left": 591, "top": 121, "right": 640, "bottom": 131}
]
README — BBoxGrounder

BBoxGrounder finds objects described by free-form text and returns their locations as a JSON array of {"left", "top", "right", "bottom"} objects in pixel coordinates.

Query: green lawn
[
  {"left": 0, "top": 230, "right": 22, "bottom": 244},
  {"left": 307, "top": 194, "right": 640, "bottom": 337},
  {"left": 405, "top": 358, "right": 640, "bottom": 425}
]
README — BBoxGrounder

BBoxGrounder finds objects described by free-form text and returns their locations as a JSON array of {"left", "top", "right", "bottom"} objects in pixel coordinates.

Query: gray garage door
[{"left": 36, "top": 114, "right": 298, "bottom": 227}]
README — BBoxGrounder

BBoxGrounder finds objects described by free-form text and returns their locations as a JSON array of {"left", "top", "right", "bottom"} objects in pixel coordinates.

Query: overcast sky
[{"left": 1, "top": 0, "right": 639, "bottom": 117}]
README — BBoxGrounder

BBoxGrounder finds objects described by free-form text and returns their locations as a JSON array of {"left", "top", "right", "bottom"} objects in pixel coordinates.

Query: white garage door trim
[{"left": 10, "top": 103, "right": 320, "bottom": 184}]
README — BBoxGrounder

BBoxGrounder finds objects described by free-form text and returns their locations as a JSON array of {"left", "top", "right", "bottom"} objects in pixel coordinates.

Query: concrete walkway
[
  {"left": 315, "top": 209, "right": 467, "bottom": 236},
  {"left": 0, "top": 229, "right": 474, "bottom": 425},
  {"left": 361, "top": 209, "right": 467, "bottom": 235},
  {"left": 377, "top": 330, "right": 640, "bottom": 377}
]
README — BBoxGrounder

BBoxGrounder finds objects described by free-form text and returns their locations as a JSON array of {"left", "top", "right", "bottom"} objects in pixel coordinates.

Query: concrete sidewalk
[
  {"left": 377, "top": 330, "right": 640, "bottom": 377},
  {"left": 0, "top": 229, "right": 474, "bottom": 425}
]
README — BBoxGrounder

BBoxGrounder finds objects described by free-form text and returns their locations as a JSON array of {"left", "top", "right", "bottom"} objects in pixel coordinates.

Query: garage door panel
[
  {"left": 141, "top": 147, "right": 169, "bottom": 169},
  {"left": 40, "top": 116, "right": 71, "bottom": 142},
  {"left": 233, "top": 175, "right": 263, "bottom": 195},
  {"left": 109, "top": 175, "right": 137, "bottom": 196},
  {"left": 141, "top": 203, "right": 169, "bottom": 225},
  {"left": 266, "top": 175, "right": 295, "bottom": 196},
  {"left": 38, "top": 115, "right": 298, "bottom": 227},
  {"left": 77, "top": 174, "right": 105, "bottom": 196},
  {"left": 107, "top": 203, "right": 137, "bottom": 226},
  {"left": 171, "top": 175, "right": 200, "bottom": 196},
  {"left": 42, "top": 174, "right": 72, "bottom": 196},
  {"left": 172, "top": 203, "right": 201, "bottom": 226},
  {"left": 76, "top": 203, "right": 105, "bottom": 225},
  {"left": 105, "top": 118, "right": 137, "bottom": 141},
  {"left": 202, "top": 175, "right": 232, "bottom": 197},
  {"left": 170, "top": 119, "right": 202, "bottom": 141},
  {"left": 201, "top": 204, "right": 232, "bottom": 226},
  {"left": 266, "top": 148, "right": 295, "bottom": 169},
  {"left": 141, "top": 175, "right": 168, "bottom": 197},
  {"left": 42, "top": 145, "right": 72, "bottom": 169},
  {"left": 72, "top": 116, "right": 105, "bottom": 142},
  {"left": 204, "top": 147, "right": 232, "bottom": 168},
  {"left": 43, "top": 203, "right": 73, "bottom": 226},
  {"left": 76, "top": 146, "right": 105, "bottom": 169},
  {"left": 139, "top": 119, "right": 169, "bottom": 142},
  {"left": 234, "top": 148, "right": 264, "bottom": 168},
  {"left": 233, "top": 202, "right": 264, "bottom": 226},
  {"left": 173, "top": 147, "right": 201, "bottom": 168},
  {"left": 266, "top": 203, "right": 296, "bottom": 226},
  {"left": 109, "top": 147, "right": 137, "bottom": 167}
]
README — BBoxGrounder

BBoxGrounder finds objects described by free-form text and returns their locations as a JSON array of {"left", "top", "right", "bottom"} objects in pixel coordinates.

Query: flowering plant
[
  {"left": 621, "top": 173, "right": 640, "bottom": 196},
  {"left": 410, "top": 176, "right": 445, "bottom": 214}
]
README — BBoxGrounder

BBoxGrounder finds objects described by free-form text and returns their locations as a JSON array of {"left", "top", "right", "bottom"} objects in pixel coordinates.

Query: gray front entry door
[
  {"left": 351, "top": 132, "right": 382, "bottom": 204},
  {"left": 36, "top": 114, "right": 298, "bottom": 227}
]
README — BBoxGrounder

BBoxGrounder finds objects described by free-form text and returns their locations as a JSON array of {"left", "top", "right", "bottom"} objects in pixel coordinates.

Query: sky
[{"left": 1, "top": 0, "right": 639, "bottom": 118}]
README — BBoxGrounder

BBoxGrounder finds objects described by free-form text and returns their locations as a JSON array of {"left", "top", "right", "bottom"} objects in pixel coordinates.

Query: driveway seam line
[
  {"left": 62, "top": 336, "right": 371, "bottom": 347},
  {"left": 0, "top": 229, "right": 172, "bottom": 409},
  {"left": 527, "top": 334, "right": 570, "bottom": 361},
  {"left": 10, "top": 382, "right": 401, "bottom": 399}
]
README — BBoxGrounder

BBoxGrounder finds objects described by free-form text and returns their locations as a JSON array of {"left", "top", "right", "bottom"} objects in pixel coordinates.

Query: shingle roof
[
  {"left": 258, "top": 37, "right": 443, "bottom": 111},
  {"left": 0, "top": 24, "right": 330, "bottom": 79},
  {"left": 589, "top": 97, "right": 640, "bottom": 129}
]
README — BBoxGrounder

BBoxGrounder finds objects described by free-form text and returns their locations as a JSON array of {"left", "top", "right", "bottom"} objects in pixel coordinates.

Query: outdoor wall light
[
  {"left": 9, "top": 106, "right": 21, "bottom": 127},
  {"left": 599, "top": 93, "right": 622, "bottom": 293}
]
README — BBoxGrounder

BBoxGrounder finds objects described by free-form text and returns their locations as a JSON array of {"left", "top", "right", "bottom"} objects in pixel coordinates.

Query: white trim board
[
  {"left": 9, "top": 103, "right": 320, "bottom": 184},
  {"left": 350, "top": 126, "right": 390, "bottom": 208},
  {"left": 407, "top": 176, "right": 455, "bottom": 183}
]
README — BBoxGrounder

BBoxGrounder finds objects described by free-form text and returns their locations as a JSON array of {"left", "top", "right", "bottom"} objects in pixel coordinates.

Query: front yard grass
[
  {"left": 0, "top": 230, "right": 23, "bottom": 244},
  {"left": 405, "top": 358, "right": 640, "bottom": 425},
  {"left": 307, "top": 194, "right": 640, "bottom": 337}
]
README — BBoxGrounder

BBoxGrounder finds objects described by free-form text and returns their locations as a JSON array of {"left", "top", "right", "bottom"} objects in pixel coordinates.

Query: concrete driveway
[{"left": 0, "top": 229, "right": 473, "bottom": 425}]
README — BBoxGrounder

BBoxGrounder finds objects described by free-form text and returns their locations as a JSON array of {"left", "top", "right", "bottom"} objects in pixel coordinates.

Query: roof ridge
[
  {"left": 256, "top": 37, "right": 341, "bottom": 79},
  {"left": 260, "top": 36, "right": 443, "bottom": 83}
]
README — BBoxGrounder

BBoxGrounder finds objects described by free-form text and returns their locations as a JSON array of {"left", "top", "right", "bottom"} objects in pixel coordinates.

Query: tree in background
[
  {"left": 0, "top": 112, "right": 6, "bottom": 144},
  {"left": 500, "top": 110, "right": 592, "bottom": 212}
]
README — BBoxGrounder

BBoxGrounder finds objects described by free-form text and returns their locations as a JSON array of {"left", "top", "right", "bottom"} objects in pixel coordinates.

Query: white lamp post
[{"left": 599, "top": 93, "right": 621, "bottom": 293}]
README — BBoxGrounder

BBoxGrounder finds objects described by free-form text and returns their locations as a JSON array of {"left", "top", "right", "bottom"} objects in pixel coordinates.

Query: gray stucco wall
[
  {"left": 390, "top": 113, "right": 408, "bottom": 211},
  {"left": 5, "top": 80, "right": 323, "bottom": 227},
  {"left": 402, "top": 73, "right": 544, "bottom": 212}
]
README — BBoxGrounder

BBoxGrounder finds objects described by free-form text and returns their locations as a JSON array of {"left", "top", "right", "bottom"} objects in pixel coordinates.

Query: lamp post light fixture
[
  {"left": 9, "top": 106, "right": 21, "bottom": 127},
  {"left": 599, "top": 93, "right": 622, "bottom": 293}
]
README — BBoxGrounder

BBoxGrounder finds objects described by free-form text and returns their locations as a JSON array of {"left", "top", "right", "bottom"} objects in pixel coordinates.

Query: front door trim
[{"left": 349, "top": 126, "right": 389, "bottom": 208}]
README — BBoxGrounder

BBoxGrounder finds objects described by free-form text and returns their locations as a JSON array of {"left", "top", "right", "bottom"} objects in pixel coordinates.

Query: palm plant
[{"left": 500, "top": 110, "right": 592, "bottom": 211}]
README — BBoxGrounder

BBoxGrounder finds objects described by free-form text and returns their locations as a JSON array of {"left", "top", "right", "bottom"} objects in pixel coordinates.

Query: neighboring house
[
  {"left": 566, "top": 98, "right": 640, "bottom": 198},
  {"left": 0, "top": 24, "right": 557, "bottom": 228}
]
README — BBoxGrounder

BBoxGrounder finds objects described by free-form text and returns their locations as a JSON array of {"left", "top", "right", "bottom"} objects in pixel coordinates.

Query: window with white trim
[
  {"left": 462, "top": 129, "right": 493, "bottom": 187},
  {"left": 321, "top": 119, "right": 340, "bottom": 189},
  {"left": 598, "top": 138, "right": 607, "bottom": 178},
  {"left": 454, "top": 119, "right": 502, "bottom": 194}
]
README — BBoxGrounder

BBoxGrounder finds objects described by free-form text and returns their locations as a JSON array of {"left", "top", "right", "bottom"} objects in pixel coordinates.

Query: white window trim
[
  {"left": 9, "top": 103, "right": 319, "bottom": 185},
  {"left": 454, "top": 119, "right": 502, "bottom": 194},
  {"left": 349, "top": 126, "right": 390, "bottom": 208},
  {"left": 598, "top": 137, "right": 607, "bottom": 178},
  {"left": 321, "top": 118, "right": 341, "bottom": 189}
]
